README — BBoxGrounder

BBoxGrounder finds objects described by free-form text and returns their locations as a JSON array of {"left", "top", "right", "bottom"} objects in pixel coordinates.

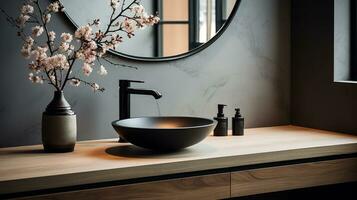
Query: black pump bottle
[
  {"left": 213, "top": 104, "right": 228, "bottom": 136},
  {"left": 232, "top": 108, "right": 244, "bottom": 136}
]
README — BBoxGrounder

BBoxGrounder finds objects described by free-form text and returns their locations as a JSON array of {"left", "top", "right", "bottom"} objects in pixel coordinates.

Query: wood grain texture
[
  {"left": 231, "top": 157, "right": 357, "bottom": 197},
  {"left": 19, "top": 173, "right": 230, "bottom": 200},
  {"left": 1, "top": 125, "right": 357, "bottom": 195}
]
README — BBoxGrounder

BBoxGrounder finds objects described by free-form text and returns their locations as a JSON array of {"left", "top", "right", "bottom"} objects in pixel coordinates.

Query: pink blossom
[
  {"left": 16, "top": 14, "right": 30, "bottom": 27},
  {"left": 21, "top": 46, "right": 31, "bottom": 59},
  {"left": 75, "top": 25, "right": 92, "bottom": 41},
  {"left": 31, "top": 26, "right": 44, "bottom": 37},
  {"left": 59, "top": 42, "right": 70, "bottom": 52},
  {"left": 31, "top": 46, "right": 48, "bottom": 61},
  {"left": 82, "top": 63, "right": 93, "bottom": 76},
  {"left": 42, "top": 54, "right": 68, "bottom": 70},
  {"left": 48, "top": 31, "right": 56, "bottom": 42},
  {"left": 42, "top": 14, "right": 51, "bottom": 23},
  {"left": 61, "top": 33, "right": 73, "bottom": 43},
  {"left": 21, "top": 5, "right": 34, "bottom": 15},
  {"left": 121, "top": 18, "right": 136, "bottom": 34},
  {"left": 47, "top": 2, "right": 60, "bottom": 12}
]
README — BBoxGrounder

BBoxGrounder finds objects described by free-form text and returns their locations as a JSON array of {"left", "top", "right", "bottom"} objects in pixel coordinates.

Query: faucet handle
[
  {"left": 127, "top": 80, "right": 144, "bottom": 83},
  {"left": 119, "top": 80, "right": 144, "bottom": 87}
]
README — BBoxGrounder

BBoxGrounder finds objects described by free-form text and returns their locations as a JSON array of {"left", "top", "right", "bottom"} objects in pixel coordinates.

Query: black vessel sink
[{"left": 112, "top": 117, "right": 216, "bottom": 151}]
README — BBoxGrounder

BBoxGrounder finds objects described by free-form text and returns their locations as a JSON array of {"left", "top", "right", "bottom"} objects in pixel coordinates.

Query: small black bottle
[
  {"left": 213, "top": 104, "right": 228, "bottom": 136},
  {"left": 232, "top": 108, "right": 244, "bottom": 136}
]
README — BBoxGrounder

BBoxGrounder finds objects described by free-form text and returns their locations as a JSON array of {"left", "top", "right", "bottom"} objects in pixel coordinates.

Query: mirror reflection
[{"left": 60, "top": 0, "right": 238, "bottom": 59}]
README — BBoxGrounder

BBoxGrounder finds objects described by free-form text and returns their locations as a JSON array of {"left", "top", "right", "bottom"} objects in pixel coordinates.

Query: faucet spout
[
  {"left": 127, "top": 88, "right": 162, "bottom": 99},
  {"left": 119, "top": 80, "right": 163, "bottom": 143}
]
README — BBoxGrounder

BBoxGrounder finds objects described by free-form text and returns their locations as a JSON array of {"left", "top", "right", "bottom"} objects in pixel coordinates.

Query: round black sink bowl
[{"left": 112, "top": 116, "right": 216, "bottom": 151}]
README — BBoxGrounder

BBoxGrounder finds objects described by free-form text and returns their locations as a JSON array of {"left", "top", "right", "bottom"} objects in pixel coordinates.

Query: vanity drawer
[
  {"left": 231, "top": 157, "right": 357, "bottom": 197},
  {"left": 19, "top": 173, "right": 230, "bottom": 200}
]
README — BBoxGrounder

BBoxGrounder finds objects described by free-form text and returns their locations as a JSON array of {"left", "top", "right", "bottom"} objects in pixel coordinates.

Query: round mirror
[{"left": 60, "top": 0, "right": 241, "bottom": 61}]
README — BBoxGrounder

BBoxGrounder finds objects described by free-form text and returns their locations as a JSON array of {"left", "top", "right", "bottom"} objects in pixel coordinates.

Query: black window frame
[{"left": 156, "top": 0, "right": 229, "bottom": 57}]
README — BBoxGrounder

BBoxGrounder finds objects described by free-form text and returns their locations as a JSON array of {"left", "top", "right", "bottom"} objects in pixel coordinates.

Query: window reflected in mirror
[{"left": 59, "top": 0, "right": 239, "bottom": 59}]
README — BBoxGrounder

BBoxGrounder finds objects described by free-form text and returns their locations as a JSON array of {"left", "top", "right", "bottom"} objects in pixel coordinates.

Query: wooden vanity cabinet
[
  {"left": 17, "top": 157, "right": 357, "bottom": 200},
  {"left": 230, "top": 157, "right": 357, "bottom": 198},
  {"left": 18, "top": 173, "right": 231, "bottom": 200},
  {"left": 4, "top": 126, "right": 357, "bottom": 200}
]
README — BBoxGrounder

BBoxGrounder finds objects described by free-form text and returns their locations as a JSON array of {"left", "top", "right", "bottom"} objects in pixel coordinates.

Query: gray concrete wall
[
  {"left": 292, "top": 0, "right": 357, "bottom": 134},
  {"left": 0, "top": 0, "right": 291, "bottom": 147}
]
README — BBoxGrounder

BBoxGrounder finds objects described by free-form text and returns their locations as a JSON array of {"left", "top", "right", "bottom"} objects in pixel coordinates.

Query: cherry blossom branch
[
  {"left": 61, "top": 57, "right": 76, "bottom": 90},
  {"left": 99, "top": 56, "right": 137, "bottom": 69},
  {"left": 67, "top": 77, "right": 105, "bottom": 92},
  {"left": 34, "top": 0, "right": 61, "bottom": 90},
  {"left": 111, "top": 0, "right": 139, "bottom": 25},
  {"left": 0, "top": 0, "right": 159, "bottom": 93},
  {"left": 0, "top": 8, "right": 34, "bottom": 44},
  {"left": 103, "top": 0, "right": 138, "bottom": 36}
]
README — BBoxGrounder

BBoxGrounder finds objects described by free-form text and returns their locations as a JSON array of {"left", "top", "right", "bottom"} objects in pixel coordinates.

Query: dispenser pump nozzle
[
  {"left": 235, "top": 108, "right": 242, "bottom": 117},
  {"left": 217, "top": 104, "right": 227, "bottom": 117}
]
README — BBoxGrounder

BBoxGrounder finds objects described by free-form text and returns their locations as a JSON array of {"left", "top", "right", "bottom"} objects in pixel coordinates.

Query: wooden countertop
[{"left": 1, "top": 125, "right": 357, "bottom": 195}]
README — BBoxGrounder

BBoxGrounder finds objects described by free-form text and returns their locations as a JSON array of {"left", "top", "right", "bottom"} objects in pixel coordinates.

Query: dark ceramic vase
[{"left": 42, "top": 91, "right": 77, "bottom": 153}]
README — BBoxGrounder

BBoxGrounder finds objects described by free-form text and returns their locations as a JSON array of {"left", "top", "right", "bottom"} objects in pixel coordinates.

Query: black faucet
[{"left": 119, "top": 79, "right": 162, "bottom": 142}]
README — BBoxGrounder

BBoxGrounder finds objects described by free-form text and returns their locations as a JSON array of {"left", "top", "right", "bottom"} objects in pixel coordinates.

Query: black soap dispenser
[
  {"left": 214, "top": 104, "right": 228, "bottom": 136},
  {"left": 232, "top": 108, "right": 244, "bottom": 136}
]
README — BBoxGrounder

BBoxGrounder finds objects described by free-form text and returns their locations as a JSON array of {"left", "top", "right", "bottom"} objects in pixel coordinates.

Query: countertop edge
[{"left": 1, "top": 142, "right": 357, "bottom": 195}]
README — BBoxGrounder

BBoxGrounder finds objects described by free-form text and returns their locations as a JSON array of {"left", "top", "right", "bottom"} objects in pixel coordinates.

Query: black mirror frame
[{"left": 61, "top": 0, "right": 241, "bottom": 62}]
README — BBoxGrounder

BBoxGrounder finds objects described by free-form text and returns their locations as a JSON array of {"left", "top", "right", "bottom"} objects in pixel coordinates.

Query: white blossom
[
  {"left": 48, "top": 31, "right": 56, "bottom": 42},
  {"left": 31, "top": 46, "right": 48, "bottom": 61},
  {"left": 131, "top": 4, "right": 145, "bottom": 16},
  {"left": 110, "top": 0, "right": 119, "bottom": 9},
  {"left": 28, "top": 73, "right": 44, "bottom": 84},
  {"left": 59, "top": 42, "right": 70, "bottom": 52},
  {"left": 92, "top": 83, "right": 100, "bottom": 91},
  {"left": 81, "top": 48, "right": 96, "bottom": 63},
  {"left": 75, "top": 51, "right": 84, "bottom": 59},
  {"left": 76, "top": 40, "right": 98, "bottom": 63},
  {"left": 42, "top": 54, "right": 68, "bottom": 70},
  {"left": 61, "top": 33, "right": 73, "bottom": 43},
  {"left": 28, "top": 61, "right": 39, "bottom": 72},
  {"left": 17, "top": 14, "right": 30, "bottom": 27},
  {"left": 97, "top": 65, "right": 107, "bottom": 76},
  {"left": 121, "top": 18, "right": 136, "bottom": 34},
  {"left": 82, "top": 63, "right": 93, "bottom": 76},
  {"left": 67, "top": 45, "right": 74, "bottom": 55},
  {"left": 70, "top": 79, "right": 81, "bottom": 86},
  {"left": 42, "top": 13, "right": 51, "bottom": 23},
  {"left": 21, "top": 4, "right": 34, "bottom": 15},
  {"left": 47, "top": 2, "right": 60, "bottom": 12},
  {"left": 49, "top": 75, "right": 56, "bottom": 83},
  {"left": 21, "top": 46, "right": 31, "bottom": 59},
  {"left": 31, "top": 26, "right": 44, "bottom": 37},
  {"left": 88, "top": 41, "right": 97, "bottom": 49},
  {"left": 21, "top": 36, "right": 34, "bottom": 59},
  {"left": 74, "top": 25, "right": 92, "bottom": 41},
  {"left": 143, "top": 15, "right": 160, "bottom": 26},
  {"left": 26, "top": 36, "right": 34, "bottom": 46}
]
